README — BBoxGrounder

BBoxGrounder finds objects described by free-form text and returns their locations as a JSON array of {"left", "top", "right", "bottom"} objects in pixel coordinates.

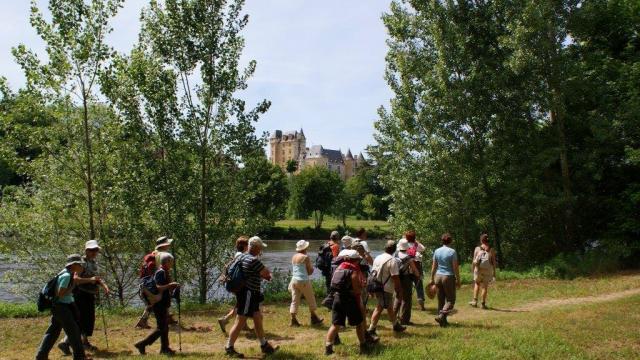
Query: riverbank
[
  {"left": 2, "top": 271, "right": 639, "bottom": 359},
  {"left": 263, "top": 217, "right": 392, "bottom": 240}
]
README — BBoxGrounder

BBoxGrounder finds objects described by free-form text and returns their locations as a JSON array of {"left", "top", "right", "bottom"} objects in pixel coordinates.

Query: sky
[{"left": 0, "top": 0, "right": 393, "bottom": 156}]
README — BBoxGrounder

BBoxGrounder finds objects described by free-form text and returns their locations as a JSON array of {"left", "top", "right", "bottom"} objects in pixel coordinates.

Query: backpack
[
  {"left": 37, "top": 274, "right": 61, "bottom": 312},
  {"left": 395, "top": 253, "right": 414, "bottom": 279},
  {"left": 366, "top": 258, "right": 393, "bottom": 294},
  {"left": 139, "top": 273, "right": 162, "bottom": 305},
  {"left": 330, "top": 267, "right": 354, "bottom": 294},
  {"left": 223, "top": 254, "right": 247, "bottom": 293},
  {"left": 476, "top": 249, "right": 492, "bottom": 270},
  {"left": 139, "top": 253, "right": 157, "bottom": 279},
  {"left": 406, "top": 243, "right": 418, "bottom": 257},
  {"left": 315, "top": 244, "right": 334, "bottom": 274}
]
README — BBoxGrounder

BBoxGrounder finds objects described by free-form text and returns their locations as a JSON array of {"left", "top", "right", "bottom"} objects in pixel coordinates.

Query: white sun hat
[
  {"left": 249, "top": 236, "right": 268, "bottom": 248},
  {"left": 397, "top": 238, "right": 410, "bottom": 251},
  {"left": 296, "top": 240, "right": 310, "bottom": 252},
  {"left": 85, "top": 239, "right": 101, "bottom": 250}
]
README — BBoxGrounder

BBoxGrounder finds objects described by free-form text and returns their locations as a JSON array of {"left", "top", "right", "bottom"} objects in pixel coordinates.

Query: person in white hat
[
  {"left": 136, "top": 236, "right": 174, "bottom": 329},
  {"left": 225, "top": 236, "right": 278, "bottom": 357},
  {"left": 393, "top": 238, "right": 420, "bottom": 326},
  {"left": 58, "top": 240, "right": 109, "bottom": 354},
  {"left": 288, "top": 240, "right": 324, "bottom": 327}
]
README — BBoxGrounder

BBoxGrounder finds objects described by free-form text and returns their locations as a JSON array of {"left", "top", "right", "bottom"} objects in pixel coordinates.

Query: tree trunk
[
  {"left": 199, "top": 151, "right": 208, "bottom": 304},
  {"left": 81, "top": 95, "right": 96, "bottom": 239},
  {"left": 481, "top": 175, "right": 503, "bottom": 268},
  {"left": 550, "top": 105, "right": 574, "bottom": 249}
]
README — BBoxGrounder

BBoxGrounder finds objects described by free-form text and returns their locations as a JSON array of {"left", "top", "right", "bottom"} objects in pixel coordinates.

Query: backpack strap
[{"left": 380, "top": 258, "right": 394, "bottom": 286}]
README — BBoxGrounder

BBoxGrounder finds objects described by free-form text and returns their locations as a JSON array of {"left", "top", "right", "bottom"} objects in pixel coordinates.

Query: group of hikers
[{"left": 34, "top": 229, "right": 498, "bottom": 359}]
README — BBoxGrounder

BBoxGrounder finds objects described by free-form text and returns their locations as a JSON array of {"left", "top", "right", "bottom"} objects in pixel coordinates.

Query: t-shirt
[
  {"left": 56, "top": 270, "right": 75, "bottom": 304},
  {"left": 433, "top": 246, "right": 458, "bottom": 276},
  {"left": 329, "top": 242, "right": 340, "bottom": 258},
  {"left": 77, "top": 256, "right": 99, "bottom": 294},
  {"left": 154, "top": 268, "right": 171, "bottom": 307},
  {"left": 241, "top": 254, "right": 266, "bottom": 292},
  {"left": 372, "top": 253, "right": 399, "bottom": 293}
]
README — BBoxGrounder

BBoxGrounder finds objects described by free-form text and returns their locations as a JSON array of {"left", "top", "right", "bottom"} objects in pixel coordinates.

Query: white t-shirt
[{"left": 372, "top": 253, "right": 399, "bottom": 293}]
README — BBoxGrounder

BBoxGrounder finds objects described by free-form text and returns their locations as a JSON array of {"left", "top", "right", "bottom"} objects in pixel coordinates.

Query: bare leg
[
  {"left": 326, "top": 325, "right": 341, "bottom": 344},
  {"left": 356, "top": 322, "right": 366, "bottom": 345},
  {"left": 226, "top": 315, "right": 247, "bottom": 348},
  {"left": 252, "top": 311, "right": 265, "bottom": 340},
  {"left": 369, "top": 305, "right": 383, "bottom": 330},
  {"left": 386, "top": 303, "right": 397, "bottom": 325},
  {"left": 473, "top": 282, "right": 479, "bottom": 300},
  {"left": 481, "top": 286, "right": 488, "bottom": 304}
]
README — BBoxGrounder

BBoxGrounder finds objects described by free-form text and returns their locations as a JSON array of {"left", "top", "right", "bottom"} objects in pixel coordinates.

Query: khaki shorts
[
  {"left": 474, "top": 270, "right": 493, "bottom": 287},
  {"left": 375, "top": 291, "right": 393, "bottom": 308}
]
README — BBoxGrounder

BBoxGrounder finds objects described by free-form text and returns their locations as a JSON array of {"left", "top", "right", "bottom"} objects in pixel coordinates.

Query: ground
[
  {"left": 275, "top": 216, "right": 391, "bottom": 232},
  {"left": 2, "top": 272, "right": 640, "bottom": 359}
]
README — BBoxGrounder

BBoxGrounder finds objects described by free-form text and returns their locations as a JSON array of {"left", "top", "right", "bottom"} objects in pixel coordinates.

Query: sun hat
[
  {"left": 296, "top": 240, "right": 310, "bottom": 251},
  {"left": 330, "top": 231, "right": 340, "bottom": 241},
  {"left": 65, "top": 254, "right": 85, "bottom": 268},
  {"left": 338, "top": 249, "right": 350, "bottom": 257},
  {"left": 353, "top": 239, "right": 370, "bottom": 253},
  {"left": 85, "top": 239, "right": 101, "bottom": 250},
  {"left": 343, "top": 249, "right": 361, "bottom": 260},
  {"left": 397, "top": 238, "right": 410, "bottom": 251},
  {"left": 341, "top": 236, "right": 353, "bottom": 248},
  {"left": 249, "top": 236, "right": 268, "bottom": 248},
  {"left": 426, "top": 283, "right": 438, "bottom": 300},
  {"left": 155, "top": 236, "right": 173, "bottom": 250}
]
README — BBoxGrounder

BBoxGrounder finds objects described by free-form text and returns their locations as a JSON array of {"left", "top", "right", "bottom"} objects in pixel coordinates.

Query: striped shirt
[{"left": 241, "top": 254, "right": 266, "bottom": 292}]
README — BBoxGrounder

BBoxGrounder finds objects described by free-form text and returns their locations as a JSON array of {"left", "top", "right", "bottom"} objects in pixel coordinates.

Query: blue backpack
[
  {"left": 224, "top": 254, "right": 247, "bottom": 293},
  {"left": 37, "top": 274, "right": 61, "bottom": 312}
]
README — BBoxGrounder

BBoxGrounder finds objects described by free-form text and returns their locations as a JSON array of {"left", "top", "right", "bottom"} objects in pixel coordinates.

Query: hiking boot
[
  {"left": 359, "top": 343, "right": 373, "bottom": 355},
  {"left": 393, "top": 323, "right": 407, "bottom": 332},
  {"left": 364, "top": 331, "right": 379, "bottom": 344},
  {"left": 334, "top": 334, "right": 341, "bottom": 345},
  {"left": 83, "top": 342, "right": 97, "bottom": 351},
  {"left": 160, "top": 348, "right": 176, "bottom": 356},
  {"left": 481, "top": 303, "right": 488, "bottom": 310},
  {"left": 434, "top": 316, "right": 448, "bottom": 327},
  {"left": 418, "top": 300, "right": 426, "bottom": 311},
  {"left": 290, "top": 317, "right": 301, "bottom": 327},
  {"left": 325, "top": 344, "right": 334, "bottom": 356},
  {"left": 311, "top": 314, "right": 324, "bottom": 325},
  {"left": 260, "top": 341, "right": 278, "bottom": 354},
  {"left": 218, "top": 317, "right": 228, "bottom": 334},
  {"left": 57, "top": 342, "right": 71, "bottom": 356},
  {"left": 469, "top": 299, "right": 478, "bottom": 307},
  {"left": 366, "top": 328, "right": 378, "bottom": 337},
  {"left": 136, "top": 317, "right": 151, "bottom": 329},
  {"left": 225, "top": 346, "right": 245, "bottom": 358},
  {"left": 134, "top": 341, "right": 146, "bottom": 355}
]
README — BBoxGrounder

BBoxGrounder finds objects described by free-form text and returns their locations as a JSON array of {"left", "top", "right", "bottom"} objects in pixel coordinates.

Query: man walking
[{"left": 225, "top": 236, "right": 278, "bottom": 358}]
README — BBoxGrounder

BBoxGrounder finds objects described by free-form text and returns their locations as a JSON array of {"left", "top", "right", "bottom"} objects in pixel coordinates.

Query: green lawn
[
  {"left": 2, "top": 271, "right": 639, "bottom": 359},
  {"left": 276, "top": 216, "right": 391, "bottom": 231}
]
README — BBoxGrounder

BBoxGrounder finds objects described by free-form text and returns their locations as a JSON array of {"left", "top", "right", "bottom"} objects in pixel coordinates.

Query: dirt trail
[{"left": 509, "top": 287, "right": 640, "bottom": 312}]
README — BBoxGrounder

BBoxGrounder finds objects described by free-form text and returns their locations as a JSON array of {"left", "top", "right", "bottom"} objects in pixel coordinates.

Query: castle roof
[
  {"left": 346, "top": 149, "right": 353, "bottom": 159},
  {"left": 307, "top": 145, "right": 344, "bottom": 164}
]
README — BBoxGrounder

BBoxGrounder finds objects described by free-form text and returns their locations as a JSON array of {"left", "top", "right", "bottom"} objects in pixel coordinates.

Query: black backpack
[
  {"left": 37, "top": 274, "right": 61, "bottom": 312},
  {"left": 330, "top": 267, "right": 354, "bottom": 294},
  {"left": 223, "top": 255, "right": 247, "bottom": 294},
  {"left": 366, "top": 258, "right": 393, "bottom": 294},
  {"left": 315, "top": 244, "right": 333, "bottom": 274}
]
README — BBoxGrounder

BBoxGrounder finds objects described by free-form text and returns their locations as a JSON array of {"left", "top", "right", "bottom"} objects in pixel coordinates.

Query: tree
[
  {"left": 288, "top": 166, "right": 343, "bottom": 229},
  {"left": 286, "top": 159, "right": 298, "bottom": 174}
]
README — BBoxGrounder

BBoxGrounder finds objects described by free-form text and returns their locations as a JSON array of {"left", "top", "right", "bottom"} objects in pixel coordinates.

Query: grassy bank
[
  {"left": 1, "top": 271, "right": 639, "bottom": 359},
  {"left": 264, "top": 216, "right": 392, "bottom": 240}
]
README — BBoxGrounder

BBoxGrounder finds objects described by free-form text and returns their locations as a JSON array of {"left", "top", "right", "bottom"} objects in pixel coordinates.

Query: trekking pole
[
  {"left": 171, "top": 239, "right": 182, "bottom": 352},
  {"left": 98, "top": 292, "right": 109, "bottom": 350}
]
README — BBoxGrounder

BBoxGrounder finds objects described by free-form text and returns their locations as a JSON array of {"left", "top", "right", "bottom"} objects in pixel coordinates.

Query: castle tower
[
  {"left": 269, "top": 129, "right": 306, "bottom": 172},
  {"left": 344, "top": 149, "right": 355, "bottom": 180}
]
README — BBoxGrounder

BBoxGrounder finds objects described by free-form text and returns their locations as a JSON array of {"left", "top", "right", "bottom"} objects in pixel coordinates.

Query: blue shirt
[
  {"left": 56, "top": 270, "right": 75, "bottom": 304},
  {"left": 433, "top": 246, "right": 458, "bottom": 276}
]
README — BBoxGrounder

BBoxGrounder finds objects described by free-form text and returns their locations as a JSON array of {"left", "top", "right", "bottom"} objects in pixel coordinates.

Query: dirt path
[{"left": 510, "top": 287, "right": 640, "bottom": 312}]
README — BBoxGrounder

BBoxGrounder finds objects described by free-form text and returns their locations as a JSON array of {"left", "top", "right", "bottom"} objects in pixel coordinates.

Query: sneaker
[
  {"left": 160, "top": 348, "right": 176, "bottom": 356},
  {"left": 260, "top": 342, "right": 278, "bottom": 354},
  {"left": 290, "top": 318, "right": 301, "bottom": 327},
  {"left": 393, "top": 323, "right": 407, "bottom": 332},
  {"left": 418, "top": 300, "right": 426, "bottom": 311},
  {"left": 134, "top": 341, "right": 146, "bottom": 355},
  {"left": 366, "top": 328, "right": 378, "bottom": 337},
  {"left": 57, "top": 342, "right": 71, "bottom": 356},
  {"left": 218, "top": 318, "right": 228, "bottom": 334},
  {"left": 325, "top": 344, "right": 334, "bottom": 356},
  {"left": 469, "top": 300, "right": 478, "bottom": 307},
  {"left": 333, "top": 334, "right": 341, "bottom": 345},
  {"left": 225, "top": 346, "right": 245, "bottom": 358}
]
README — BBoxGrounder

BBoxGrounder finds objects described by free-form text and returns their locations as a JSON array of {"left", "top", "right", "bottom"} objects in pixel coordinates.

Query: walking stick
[
  {"left": 98, "top": 292, "right": 109, "bottom": 350},
  {"left": 171, "top": 240, "right": 182, "bottom": 352}
]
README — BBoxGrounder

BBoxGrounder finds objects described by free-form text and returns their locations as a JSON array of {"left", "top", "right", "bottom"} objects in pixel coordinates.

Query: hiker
[
  {"left": 35, "top": 255, "right": 91, "bottom": 360},
  {"left": 218, "top": 236, "right": 252, "bottom": 334},
  {"left": 134, "top": 252, "right": 180, "bottom": 355},
  {"left": 136, "top": 236, "right": 174, "bottom": 329},
  {"left": 352, "top": 228, "right": 374, "bottom": 267},
  {"left": 349, "top": 236, "right": 377, "bottom": 343},
  {"left": 325, "top": 249, "right": 372, "bottom": 355},
  {"left": 470, "top": 233, "right": 497, "bottom": 309},
  {"left": 58, "top": 240, "right": 110, "bottom": 355},
  {"left": 366, "top": 240, "right": 406, "bottom": 338},
  {"left": 225, "top": 236, "right": 278, "bottom": 358},
  {"left": 430, "top": 233, "right": 461, "bottom": 327},
  {"left": 405, "top": 231, "right": 427, "bottom": 311},
  {"left": 289, "top": 240, "right": 324, "bottom": 327},
  {"left": 318, "top": 231, "right": 341, "bottom": 293},
  {"left": 393, "top": 238, "right": 420, "bottom": 325}
]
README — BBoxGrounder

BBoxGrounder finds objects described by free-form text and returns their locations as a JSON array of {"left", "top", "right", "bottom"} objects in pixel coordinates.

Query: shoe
[
  {"left": 364, "top": 331, "right": 379, "bottom": 344},
  {"left": 160, "top": 348, "right": 176, "bottom": 356},
  {"left": 225, "top": 346, "right": 245, "bottom": 358},
  {"left": 83, "top": 342, "right": 97, "bottom": 351},
  {"left": 418, "top": 300, "right": 426, "bottom": 311},
  {"left": 393, "top": 323, "right": 407, "bottom": 332},
  {"left": 333, "top": 334, "right": 341, "bottom": 345},
  {"left": 260, "top": 341, "right": 278, "bottom": 354},
  {"left": 290, "top": 317, "right": 301, "bottom": 327},
  {"left": 434, "top": 316, "right": 448, "bottom": 327},
  {"left": 325, "top": 344, "right": 334, "bottom": 356},
  {"left": 481, "top": 303, "right": 488, "bottom": 310},
  {"left": 57, "top": 342, "right": 71, "bottom": 356},
  {"left": 359, "top": 343, "right": 373, "bottom": 354},
  {"left": 469, "top": 299, "right": 478, "bottom": 307},
  {"left": 136, "top": 318, "right": 151, "bottom": 329},
  {"left": 311, "top": 314, "right": 324, "bottom": 325},
  {"left": 134, "top": 341, "right": 146, "bottom": 355},
  {"left": 218, "top": 318, "right": 228, "bottom": 334},
  {"left": 366, "top": 328, "right": 378, "bottom": 337}
]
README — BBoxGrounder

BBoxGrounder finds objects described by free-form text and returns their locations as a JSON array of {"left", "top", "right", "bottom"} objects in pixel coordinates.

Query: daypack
[
  {"left": 315, "top": 244, "right": 334, "bottom": 274},
  {"left": 395, "top": 253, "right": 414, "bottom": 279},
  {"left": 476, "top": 249, "right": 492, "bottom": 270},
  {"left": 37, "top": 274, "right": 61, "bottom": 312},
  {"left": 223, "top": 254, "right": 247, "bottom": 293},
  {"left": 139, "top": 253, "right": 157, "bottom": 279},
  {"left": 330, "top": 267, "right": 354, "bottom": 294},
  {"left": 366, "top": 258, "right": 393, "bottom": 294},
  {"left": 406, "top": 243, "right": 418, "bottom": 257},
  {"left": 139, "top": 269, "right": 165, "bottom": 305}
]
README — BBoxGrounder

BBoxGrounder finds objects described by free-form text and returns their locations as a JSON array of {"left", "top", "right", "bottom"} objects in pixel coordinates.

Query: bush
[{"left": 0, "top": 302, "right": 41, "bottom": 318}]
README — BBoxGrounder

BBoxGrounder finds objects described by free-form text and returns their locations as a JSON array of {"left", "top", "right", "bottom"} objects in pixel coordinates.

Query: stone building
[{"left": 269, "top": 129, "right": 366, "bottom": 181}]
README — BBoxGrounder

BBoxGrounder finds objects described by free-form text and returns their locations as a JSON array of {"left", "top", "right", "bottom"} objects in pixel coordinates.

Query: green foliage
[
  {"left": 0, "top": 302, "right": 40, "bottom": 319},
  {"left": 287, "top": 166, "right": 343, "bottom": 229},
  {"left": 285, "top": 159, "right": 298, "bottom": 174}
]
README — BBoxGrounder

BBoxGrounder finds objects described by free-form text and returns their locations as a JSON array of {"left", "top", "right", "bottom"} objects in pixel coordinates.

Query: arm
[
  {"left": 430, "top": 260, "right": 437, "bottom": 284},
  {"left": 391, "top": 274, "right": 402, "bottom": 301},
  {"left": 453, "top": 260, "right": 461, "bottom": 288},
  {"left": 73, "top": 273, "right": 99, "bottom": 285},
  {"left": 491, "top": 249, "right": 498, "bottom": 277},
  {"left": 409, "top": 260, "right": 420, "bottom": 279},
  {"left": 260, "top": 267, "right": 272, "bottom": 281},
  {"left": 352, "top": 271, "right": 365, "bottom": 314},
  {"left": 305, "top": 255, "right": 314, "bottom": 275},
  {"left": 365, "top": 253, "right": 373, "bottom": 266},
  {"left": 156, "top": 282, "right": 179, "bottom": 292}
]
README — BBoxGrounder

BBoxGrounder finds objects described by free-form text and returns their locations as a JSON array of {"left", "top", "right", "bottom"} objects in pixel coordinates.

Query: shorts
[
  {"left": 474, "top": 270, "right": 493, "bottom": 287},
  {"left": 236, "top": 289, "right": 264, "bottom": 317},
  {"left": 331, "top": 294, "right": 363, "bottom": 327},
  {"left": 375, "top": 292, "right": 393, "bottom": 308}
]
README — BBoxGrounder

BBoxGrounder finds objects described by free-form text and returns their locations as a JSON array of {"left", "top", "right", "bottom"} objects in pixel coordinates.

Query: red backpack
[
  {"left": 139, "top": 253, "right": 157, "bottom": 279},
  {"left": 406, "top": 242, "right": 418, "bottom": 257}
]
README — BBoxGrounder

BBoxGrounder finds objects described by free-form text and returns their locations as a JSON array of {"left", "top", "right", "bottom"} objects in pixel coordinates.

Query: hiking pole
[
  {"left": 171, "top": 239, "right": 182, "bottom": 352},
  {"left": 98, "top": 292, "right": 109, "bottom": 350}
]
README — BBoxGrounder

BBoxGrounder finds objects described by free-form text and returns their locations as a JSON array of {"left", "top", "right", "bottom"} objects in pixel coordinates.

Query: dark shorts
[
  {"left": 236, "top": 289, "right": 263, "bottom": 317},
  {"left": 331, "top": 293, "right": 363, "bottom": 327}
]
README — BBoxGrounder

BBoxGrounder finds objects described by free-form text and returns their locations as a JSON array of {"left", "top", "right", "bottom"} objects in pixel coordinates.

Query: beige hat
[
  {"left": 155, "top": 236, "right": 174, "bottom": 250},
  {"left": 343, "top": 249, "right": 361, "bottom": 260},
  {"left": 85, "top": 239, "right": 101, "bottom": 250},
  {"left": 65, "top": 254, "right": 85, "bottom": 268},
  {"left": 397, "top": 238, "right": 410, "bottom": 251},
  {"left": 249, "top": 236, "right": 267, "bottom": 248},
  {"left": 341, "top": 236, "right": 353, "bottom": 248},
  {"left": 296, "top": 240, "right": 310, "bottom": 252}
]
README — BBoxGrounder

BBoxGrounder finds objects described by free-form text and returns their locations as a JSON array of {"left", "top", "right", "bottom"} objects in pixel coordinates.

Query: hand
[
  {"left": 169, "top": 282, "right": 180, "bottom": 289},
  {"left": 103, "top": 286, "right": 110, "bottom": 296},
  {"left": 93, "top": 276, "right": 102, "bottom": 284}
]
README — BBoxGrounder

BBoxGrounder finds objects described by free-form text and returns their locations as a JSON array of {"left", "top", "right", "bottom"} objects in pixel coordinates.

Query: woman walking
[
  {"left": 393, "top": 239, "right": 420, "bottom": 325},
  {"left": 429, "top": 233, "right": 461, "bottom": 327},
  {"left": 469, "top": 233, "right": 497, "bottom": 309},
  {"left": 404, "top": 231, "right": 426, "bottom": 311},
  {"left": 289, "top": 240, "right": 324, "bottom": 326}
]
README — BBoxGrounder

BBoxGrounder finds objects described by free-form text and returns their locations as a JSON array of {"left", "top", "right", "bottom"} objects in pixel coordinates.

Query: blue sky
[{"left": 0, "top": 1, "right": 393, "bottom": 156}]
